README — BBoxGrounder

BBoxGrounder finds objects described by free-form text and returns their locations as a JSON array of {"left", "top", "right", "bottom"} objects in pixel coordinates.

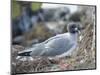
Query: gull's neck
[{"left": 68, "top": 32, "right": 78, "bottom": 42}]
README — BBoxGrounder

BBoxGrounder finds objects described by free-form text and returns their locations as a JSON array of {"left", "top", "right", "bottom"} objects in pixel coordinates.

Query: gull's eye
[{"left": 71, "top": 25, "right": 76, "bottom": 28}]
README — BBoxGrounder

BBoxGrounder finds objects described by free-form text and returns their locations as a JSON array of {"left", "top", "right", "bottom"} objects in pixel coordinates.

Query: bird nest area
[{"left": 11, "top": 22, "right": 96, "bottom": 74}]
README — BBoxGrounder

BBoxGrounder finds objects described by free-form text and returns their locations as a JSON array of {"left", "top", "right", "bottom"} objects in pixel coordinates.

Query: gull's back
[{"left": 30, "top": 33, "right": 77, "bottom": 57}]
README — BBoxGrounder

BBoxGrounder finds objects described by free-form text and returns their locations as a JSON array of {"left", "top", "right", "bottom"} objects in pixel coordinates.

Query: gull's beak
[
  {"left": 78, "top": 26, "right": 85, "bottom": 30},
  {"left": 75, "top": 26, "right": 85, "bottom": 33},
  {"left": 75, "top": 26, "right": 85, "bottom": 32},
  {"left": 77, "top": 26, "right": 85, "bottom": 34}
]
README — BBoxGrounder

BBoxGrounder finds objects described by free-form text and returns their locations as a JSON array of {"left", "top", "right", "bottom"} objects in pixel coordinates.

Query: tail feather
[{"left": 18, "top": 51, "right": 32, "bottom": 56}]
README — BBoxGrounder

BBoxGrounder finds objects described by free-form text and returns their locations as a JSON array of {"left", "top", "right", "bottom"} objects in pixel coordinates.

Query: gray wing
[
  {"left": 40, "top": 36, "right": 76, "bottom": 57},
  {"left": 29, "top": 34, "right": 76, "bottom": 57},
  {"left": 30, "top": 34, "right": 63, "bottom": 56},
  {"left": 30, "top": 42, "right": 46, "bottom": 56},
  {"left": 29, "top": 35, "right": 64, "bottom": 56}
]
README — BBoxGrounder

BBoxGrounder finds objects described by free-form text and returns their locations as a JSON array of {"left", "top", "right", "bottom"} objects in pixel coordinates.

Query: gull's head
[{"left": 67, "top": 22, "right": 84, "bottom": 34}]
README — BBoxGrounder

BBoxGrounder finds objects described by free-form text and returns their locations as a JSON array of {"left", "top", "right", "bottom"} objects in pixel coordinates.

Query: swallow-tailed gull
[{"left": 17, "top": 22, "right": 84, "bottom": 60}]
